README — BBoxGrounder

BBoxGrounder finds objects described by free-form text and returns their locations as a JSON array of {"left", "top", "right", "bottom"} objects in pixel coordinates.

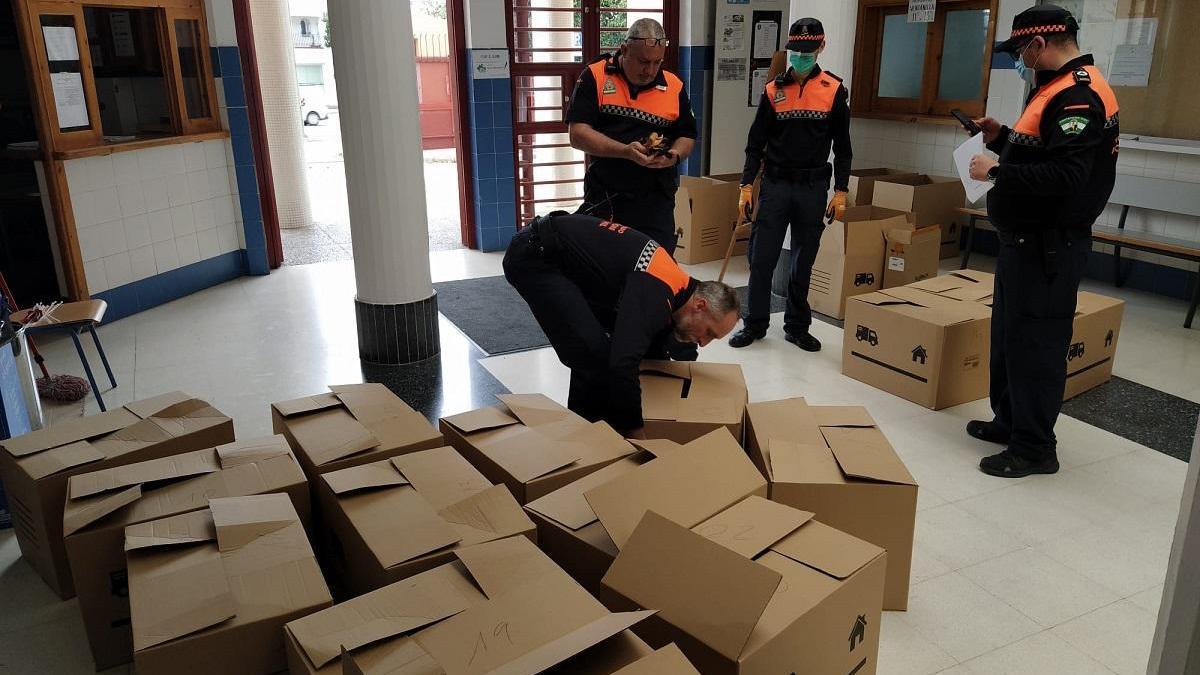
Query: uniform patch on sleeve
[{"left": 1058, "top": 115, "right": 1090, "bottom": 135}]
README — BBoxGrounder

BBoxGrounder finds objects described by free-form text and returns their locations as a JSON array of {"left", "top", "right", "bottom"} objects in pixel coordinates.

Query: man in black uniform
[
  {"left": 567, "top": 18, "right": 697, "bottom": 253},
  {"left": 503, "top": 212, "right": 740, "bottom": 439},
  {"left": 966, "top": 4, "right": 1119, "bottom": 477},
  {"left": 728, "top": 17, "right": 852, "bottom": 352}
]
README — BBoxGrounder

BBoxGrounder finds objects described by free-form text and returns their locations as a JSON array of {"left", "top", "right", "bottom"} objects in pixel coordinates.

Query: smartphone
[{"left": 951, "top": 108, "right": 981, "bottom": 135}]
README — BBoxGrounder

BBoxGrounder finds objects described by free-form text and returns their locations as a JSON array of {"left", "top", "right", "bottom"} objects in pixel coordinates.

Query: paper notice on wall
[
  {"left": 908, "top": 0, "right": 936, "bottom": 23},
  {"left": 953, "top": 133, "right": 992, "bottom": 202},
  {"left": 752, "top": 20, "right": 778, "bottom": 59},
  {"left": 472, "top": 49, "right": 509, "bottom": 80},
  {"left": 720, "top": 14, "right": 745, "bottom": 53},
  {"left": 50, "top": 72, "right": 89, "bottom": 129},
  {"left": 717, "top": 57, "right": 745, "bottom": 82},
  {"left": 42, "top": 26, "right": 79, "bottom": 62},
  {"left": 750, "top": 68, "right": 769, "bottom": 106},
  {"left": 109, "top": 11, "right": 136, "bottom": 58},
  {"left": 1109, "top": 18, "right": 1157, "bottom": 87}
]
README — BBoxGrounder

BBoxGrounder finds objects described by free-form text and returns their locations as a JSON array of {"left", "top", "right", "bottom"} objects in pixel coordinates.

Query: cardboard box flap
[
  {"left": 770, "top": 520, "right": 885, "bottom": 580},
  {"left": 823, "top": 427, "right": 916, "bottom": 486},
  {"left": 613, "top": 644, "right": 699, "bottom": 675},
  {"left": 16, "top": 440, "right": 106, "bottom": 480},
  {"left": 392, "top": 447, "right": 493, "bottom": 510},
  {"left": 585, "top": 428, "right": 766, "bottom": 549},
  {"left": 68, "top": 448, "right": 220, "bottom": 499},
  {"left": 602, "top": 511, "right": 781, "bottom": 660},
  {"left": 332, "top": 383, "right": 440, "bottom": 448},
  {"left": 497, "top": 393, "right": 578, "bottom": 428},
  {"left": 941, "top": 284, "right": 994, "bottom": 303},
  {"left": 1075, "top": 291, "right": 1124, "bottom": 314},
  {"left": 273, "top": 392, "right": 344, "bottom": 418},
  {"left": 343, "top": 637, "right": 438, "bottom": 675},
  {"left": 366, "top": 488, "right": 463, "bottom": 569},
  {"left": 485, "top": 610, "right": 657, "bottom": 675},
  {"left": 525, "top": 457, "right": 642, "bottom": 531},
  {"left": 746, "top": 398, "right": 826, "bottom": 447},
  {"left": 208, "top": 493, "right": 299, "bottom": 552},
  {"left": 287, "top": 575, "right": 474, "bottom": 668},
  {"left": 909, "top": 270, "right": 989, "bottom": 294},
  {"left": 63, "top": 484, "right": 143, "bottom": 536},
  {"left": 638, "top": 375, "right": 685, "bottom": 421},
  {"left": 767, "top": 439, "right": 846, "bottom": 485},
  {"left": 812, "top": 405, "right": 877, "bottom": 429},
  {"left": 881, "top": 287, "right": 991, "bottom": 323},
  {"left": 438, "top": 484, "right": 534, "bottom": 547},
  {"left": 478, "top": 426, "right": 582, "bottom": 482},
  {"left": 128, "top": 528, "right": 235, "bottom": 651},
  {"left": 629, "top": 438, "right": 684, "bottom": 458},
  {"left": 675, "top": 394, "right": 745, "bottom": 425},
  {"left": 214, "top": 435, "right": 292, "bottom": 467},
  {"left": 442, "top": 406, "right": 521, "bottom": 434},
  {"left": 124, "top": 391, "right": 195, "bottom": 418},
  {"left": 2, "top": 408, "right": 136, "bottom": 457},
  {"left": 290, "top": 408, "right": 381, "bottom": 467},
  {"left": 850, "top": 290, "right": 921, "bottom": 308},
  {"left": 556, "top": 421, "right": 637, "bottom": 465},
  {"left": 638, "top": 360, "right": 692, "bottom": 380},
  {"left": 124, "top": 509, "right": 217, "bottom": 551},
  {"left": 453, "top": 535, "right": 571, "bottom": 600},
  {"left": 325, "top": 461, "right": 411, "bottom": 495},
  {"left": 692, "top": 496, "right": 814, "bottom": 559}
]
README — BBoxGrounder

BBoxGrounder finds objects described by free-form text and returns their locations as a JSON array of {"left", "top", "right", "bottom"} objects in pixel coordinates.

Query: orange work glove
[
  {"left": 825, "top": 190, "right": 848, "bottom": 223},
  {"left": 738, "top": 184, "right": 754, "bottom": 220}
]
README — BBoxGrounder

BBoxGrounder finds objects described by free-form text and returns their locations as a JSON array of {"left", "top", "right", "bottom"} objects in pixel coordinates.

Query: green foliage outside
[
  {"left": 322, "top": 12, "right": 330, "bottom": 48},
  {"left": 573, "top": 0, "right": 631, "bottom": 49}
]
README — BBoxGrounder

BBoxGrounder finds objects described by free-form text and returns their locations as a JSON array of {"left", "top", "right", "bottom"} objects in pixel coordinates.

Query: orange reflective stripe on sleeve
[
  {"left": 766, "top": 71, "right": 840, "bottom": 120},
  {"left": 588, "top": 59, "right": 683, "bottom": 127},
  {"left": 1011, "top": 65, "right": 1119, "bottom": 144}
]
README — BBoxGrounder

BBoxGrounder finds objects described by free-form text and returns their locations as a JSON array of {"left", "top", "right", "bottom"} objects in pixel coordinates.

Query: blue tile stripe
[
  {"left": 467, "top": 49, "right": 517, "bottom": 252},
  {"left": 218, "top": 46, "right": 269, "bottom": 275},
  {"left": 679, "top": 46, "right": 713, "bottom": 178},
  {"left": 94, "top": 251, "right": 248, "bottom": 322}
]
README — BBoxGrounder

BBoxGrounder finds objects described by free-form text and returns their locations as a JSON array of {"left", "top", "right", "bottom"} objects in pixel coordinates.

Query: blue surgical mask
[
  {"left": 1013, "top": 54, "right": 1034, "bottom": 83},
  {"left": 788, "top": 50, "right": 816, "bottom": 75}
]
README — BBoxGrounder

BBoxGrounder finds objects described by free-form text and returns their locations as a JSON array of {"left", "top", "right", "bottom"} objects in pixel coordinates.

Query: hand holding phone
[{"left": 951, "top": 108, "right": 982, "bottom": 135}]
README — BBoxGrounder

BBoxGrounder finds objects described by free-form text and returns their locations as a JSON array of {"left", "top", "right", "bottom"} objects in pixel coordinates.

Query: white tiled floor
[{"left": 0, "top": 249, "right": 1195, "bottom": 674}]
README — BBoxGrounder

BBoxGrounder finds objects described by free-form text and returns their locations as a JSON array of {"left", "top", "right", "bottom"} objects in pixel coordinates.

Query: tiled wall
[
  {"left": 213, "top": 45, "right": 269, "bottom": 274},
  {"left": 678, "top": 46, "right": 712, "bottom": 178},
  {"left": 465, "top": 50, "right": 517, "bottom": 253}
]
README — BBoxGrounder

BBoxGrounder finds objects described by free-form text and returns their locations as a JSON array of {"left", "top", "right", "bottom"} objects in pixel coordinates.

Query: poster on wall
[
  {"left": 51, "top": 72, "right": 89, "bottom": 129},
  {"left": 907, "top": 0, "right": 936, "bottom": 23},
  {"left": 717, "top": 57, "right": 746, "bottom": 82},
  {"left": 472, "top": 49, "right": 510, "bottom": 80},
  {"left": 1109, "top": 17, "right": 1157, "bottom": 87},
  {"left": 750, "top": 68, "right": 770, "bottom": 103},
  {"left": 720, "top": 14, "right": 745, "bottom": 53},
  {"left": 41, "top": 25, "right": 79, "bottom": 61},
  {"left": 747, "top": 10, "right": 782, "bottom": 106},
  {"left": 751, "top": 20, "right": 778, "bottom": 59}
]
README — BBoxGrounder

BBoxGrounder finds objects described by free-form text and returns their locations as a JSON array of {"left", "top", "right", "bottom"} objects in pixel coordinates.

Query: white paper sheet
[
  {"left": 42, "top": 26, "right": 79, "bottom": 61},
  {"left": 50, "top": 72, "right": 89, "bottom": 129},
  {"left": 953, "top": 132, "right": 993, "bottom": 202},
  {"left": 720, "top": 14, "right": 745, "bottom": 53},
  {"left": 752, "top": 21, "right": 778, "bottom": 59}
]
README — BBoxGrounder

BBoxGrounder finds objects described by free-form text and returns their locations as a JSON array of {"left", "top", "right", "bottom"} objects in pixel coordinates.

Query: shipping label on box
[{"left": 883, "top": 225, "right": 942, "bottom": 289}]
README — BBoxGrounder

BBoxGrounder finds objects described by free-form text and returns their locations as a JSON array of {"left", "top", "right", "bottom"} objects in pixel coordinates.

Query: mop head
[{"left": 36, "top": 374, "right": 91, "bottom": 402}]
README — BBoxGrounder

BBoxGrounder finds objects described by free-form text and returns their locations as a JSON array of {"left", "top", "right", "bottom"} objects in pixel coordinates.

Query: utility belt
[
  {"left": 764, "top": 162, "right": 832, "bottom": 184},
  {"left": 527, "top": 212, "right": 564, "bottom": 258},
  {"left": 996, "top": 226, "right": 1091, "bottom": 277}
]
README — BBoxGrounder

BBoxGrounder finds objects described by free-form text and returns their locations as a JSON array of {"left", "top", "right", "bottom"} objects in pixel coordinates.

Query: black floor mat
[{"left": 1061, "top": 376, "right": 1197, "bottom": 462}]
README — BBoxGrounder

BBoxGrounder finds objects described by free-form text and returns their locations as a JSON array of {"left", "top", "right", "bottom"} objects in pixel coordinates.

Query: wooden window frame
[
  {"left": 163, "top": 6, "right": 221, "bottom": 135},
  {"left": 851, "top": 0, "right": 999, "bottom": 123}
]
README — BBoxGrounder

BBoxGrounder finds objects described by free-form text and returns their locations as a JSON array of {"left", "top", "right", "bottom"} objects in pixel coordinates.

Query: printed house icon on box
[{"left": 912, "top": 344, "right": 928, "bottom": 365}]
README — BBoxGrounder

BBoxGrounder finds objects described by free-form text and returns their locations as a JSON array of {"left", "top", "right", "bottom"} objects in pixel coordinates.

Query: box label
[{"left": 888, "top": 256, "right": 906, "bottom": 272}]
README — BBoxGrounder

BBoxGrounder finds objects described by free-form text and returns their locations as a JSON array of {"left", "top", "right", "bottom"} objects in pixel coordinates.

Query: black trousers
[
  {"left": 744, "top": 174, "right": 829, "bottom": 333},
  {"left": 578, "top": 173, "right": 677, "bottom": 255},
  {"left": 990, "top": 229, "right": 1090, "bottom": 462},
  {"left": 502, "top": 228, "right": 612, "bottom": 422}
]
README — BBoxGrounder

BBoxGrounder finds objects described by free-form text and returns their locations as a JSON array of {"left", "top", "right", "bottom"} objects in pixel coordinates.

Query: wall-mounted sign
[
  {"left": 472, "top": 49, "right": 509, "bottom": 80},
  {"left": 908, "top": 0, "right": 936, "bottom": 23}
]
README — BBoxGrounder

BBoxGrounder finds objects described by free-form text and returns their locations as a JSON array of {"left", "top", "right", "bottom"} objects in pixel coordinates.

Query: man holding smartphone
[{"left": 965, "top": 4, "right": 1119, "bottom": 477}]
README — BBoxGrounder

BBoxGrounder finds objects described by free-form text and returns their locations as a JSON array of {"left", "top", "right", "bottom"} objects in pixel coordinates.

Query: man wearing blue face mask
[{"left": 730, "top": 17, "right": 851, "bottom": 352}]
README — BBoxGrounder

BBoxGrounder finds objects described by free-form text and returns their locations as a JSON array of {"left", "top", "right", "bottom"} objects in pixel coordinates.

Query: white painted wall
[{"left": 465, "top": 0, "right": 506, "bottom": 49}]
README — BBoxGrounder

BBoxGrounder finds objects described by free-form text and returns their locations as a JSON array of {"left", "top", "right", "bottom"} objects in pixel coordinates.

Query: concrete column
[
  {"left": 249, "top": 0, "right": 312, "bottom": 229},
  {"left": 328, "top": 0, "right": 438, "bottom": 364}
]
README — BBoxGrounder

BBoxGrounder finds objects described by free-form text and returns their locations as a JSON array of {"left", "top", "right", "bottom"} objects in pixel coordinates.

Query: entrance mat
[
  {"left": 433, "top": 276, "right": 782, "bottom": 356},
  {"left": 1062, "top": 376, "right": 1197, "bottom": 462}
]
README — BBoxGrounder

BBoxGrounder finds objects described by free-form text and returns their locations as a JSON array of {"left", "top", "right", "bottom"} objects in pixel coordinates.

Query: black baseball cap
[
  {"left": 995, "top": 4, "right": 1080, "bottom": 54},
  {"left": 785, "top": 18, "right": 824, "bottom": 53}
]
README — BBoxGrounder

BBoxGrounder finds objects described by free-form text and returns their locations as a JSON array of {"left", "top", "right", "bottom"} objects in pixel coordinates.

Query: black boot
[
  {"left": 967, "top": 420, "right": 1011, "bottom": 445},
  {"left": 979, "top": 448, "right": 1059, "bottom": 478},
  {"left": 784, "top": 330, "right": 821, "bottom": 352},
  {"left": 729, "top": 326, "right": 767, "bottom": 348}
]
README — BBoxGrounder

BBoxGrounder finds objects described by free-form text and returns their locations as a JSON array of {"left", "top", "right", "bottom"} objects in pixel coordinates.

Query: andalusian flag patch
[
  {"left": 602, "top": 79, "right": 617, "bottom": 95},
  {"left": 1058, "top": 115, "right": 1090, "bottom": 135}
]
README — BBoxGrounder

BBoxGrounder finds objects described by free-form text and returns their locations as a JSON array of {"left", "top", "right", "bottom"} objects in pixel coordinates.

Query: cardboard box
[
  {"left": 883, "top": 225, "right": 942, "bottom": 289},
  {"left": 283, "top": 536, "right": 662, "bottom": 675},
  {"left": 809, "top": 205, "right": 912, "bottom": 320},
  {"left": 639, "top": 361, "right": 747, "bottom": 443},
  {"left": 270, "top": 383, "right": 444, "bottom": 481},
  {"left": 847, "top": 169, "right": 918, "bottom": 207},
  {"left": 869, "top": 174, "right": 966, "bottom": 259},
  {"left": 439, "top": 394, "right": 637, "bottom": 504},
  {"left": 314, "top": 445, "right": 536, "bottom": 597},
  {"left": 744, "top": 398, "right": 917, "bottom": 611},
  {"left": 674, "top": 175, "right": 746, "bottom": 265},
  {"left": 62, "top": 436, "right": 308, "bottom": 670},
  {"left": 127, "top": 493, "right": 332, "bottom": 675},
  {"left": 842, "top": 271, "right": 994, "bottom": 410},
  {"left": 602, "top": 507, "right": 886, "bottom": 675},
  {"left": 1064, "top": 292, "right": 1125, "bottom": 400},
  {"left": 0, "top": 391, "right": 234, "bottom": 598}
]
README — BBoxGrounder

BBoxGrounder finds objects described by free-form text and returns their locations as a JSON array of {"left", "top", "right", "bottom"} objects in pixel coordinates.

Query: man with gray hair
[{"left": 567, "top": 18, "right": 696, "bottom": 253}]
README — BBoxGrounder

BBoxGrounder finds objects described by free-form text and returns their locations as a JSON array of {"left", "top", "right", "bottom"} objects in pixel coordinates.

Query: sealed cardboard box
[
  {"left": 745, "top": 398, "right": 917, "bottom": 610},
  {"left": 271, "top": 383, "right": 444, "bottom": 481},
  {"left": 525, "top": 430, "right": 765, "bottom": 607},
  {"left": 883, "top": 225, "right": 942, "bottom": 289},
  {"left": 0, "top": 391, "right": 234, "bottom": 598},
  {"left": 283, "top": 536, "right": 662, "bottom": 675},
  {"left": 639, "top": 361, "right": 747, "bottom": 443},
  {"left": 603, "top": 506, "right": 887, "bottom": 675},
  {"left": 847, "top": 168, "right": 918, "bottom": 207},
  {"left": 842, "top": 271, "right": 994, "bottom": 410},
  {"left": 315, "top": 445, "right": 535, "bottom": 597},
  {"left": 809, "top": 205, "right": 912, "bottom": 320},
  {"left": 674, "top": 175, "right": 745, "bottom": 265},
  {"left": 869, "top": 174, "right": 966, "bottom": 259},
  {"left": 127, "top": 493, "right": 332, "bottom": 675},
  {"left": 439, "top": 394, "right": 636, "bottom": 503},
  {"left": 1064, "top": 292, "right": 1124, "bottom": 399},
  {"left": 64, "top": 436, "right": 309, "bottom": 670}
]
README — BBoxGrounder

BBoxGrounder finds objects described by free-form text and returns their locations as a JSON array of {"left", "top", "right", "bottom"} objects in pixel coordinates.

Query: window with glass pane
[
  {"left": 938, "top": 9, "right": 990, "bottom": 100},
  {"left": 877, "top": 13, "right": 927, "bottom": 99},
  {"left": 174, "top": 19, "right": 210, "bottom": 119},
  {"left": 512, "top": 0, "right": 584, "bottom": 64}
]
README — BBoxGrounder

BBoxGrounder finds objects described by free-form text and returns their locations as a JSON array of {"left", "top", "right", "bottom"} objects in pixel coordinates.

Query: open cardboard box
[
  {"left": 126, "top": 493, "right": 332, "bottom": 675},
  {"left": 869, "top": 173, "right": 966, "bottom": 259},
  {"left": 639, "top": 361, "right": 747, "bottom": 443},
  {"left": 439, "top": 394, "right": 637, "bottom": 504},
  {"left": 809, "top": 205, "right": 912, "bottom": 320},
  {"left": 847, "top": 169, "right": 919, "bottom": 207},
  {"left": 63, "top": 436, "right": 308, "bottom": 670},
  {"left": 883, "top": 225, "right": 942, "bottom": 289},
  {"left": 0, "top": 391, "right": 234, "bottom": 599},
  {"left": 283, "top": 536, "right": 686, "bottom": 675},
  {"left": 745, "top": 398, "right": 917, "bottom": 611},
  {"left": 314, "top": 445, "right": 535, "bottom": 597},
  {"left": 673, "top": 175, "right": 746, "bottom": 265}
]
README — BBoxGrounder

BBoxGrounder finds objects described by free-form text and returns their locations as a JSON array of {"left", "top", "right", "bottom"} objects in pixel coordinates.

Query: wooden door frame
[{"left": 448, "top": 0, "right": 475, "bottom": 248}]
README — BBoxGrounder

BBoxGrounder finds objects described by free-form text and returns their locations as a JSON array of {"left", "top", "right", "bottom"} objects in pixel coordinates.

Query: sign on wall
[
  {"left": 908, "top": 0, "right": 936, "bottom": 23},
  {"left": 472, "top": 49, "right": 509, "bottom": 80}
]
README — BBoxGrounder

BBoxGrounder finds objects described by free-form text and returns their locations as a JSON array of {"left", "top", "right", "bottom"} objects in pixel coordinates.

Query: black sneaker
[
  {"left": 967, "top": 420, "right": 1010, "bottom": 445},
  {"left": 729, "top": 327, "right": 766, "bottom": 348},
  {"left": 979, "top": 449, "right": 1059, "bottom": 478},
  {"left": 784, "top": 331, "right": 821, "bottom": 352}
]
